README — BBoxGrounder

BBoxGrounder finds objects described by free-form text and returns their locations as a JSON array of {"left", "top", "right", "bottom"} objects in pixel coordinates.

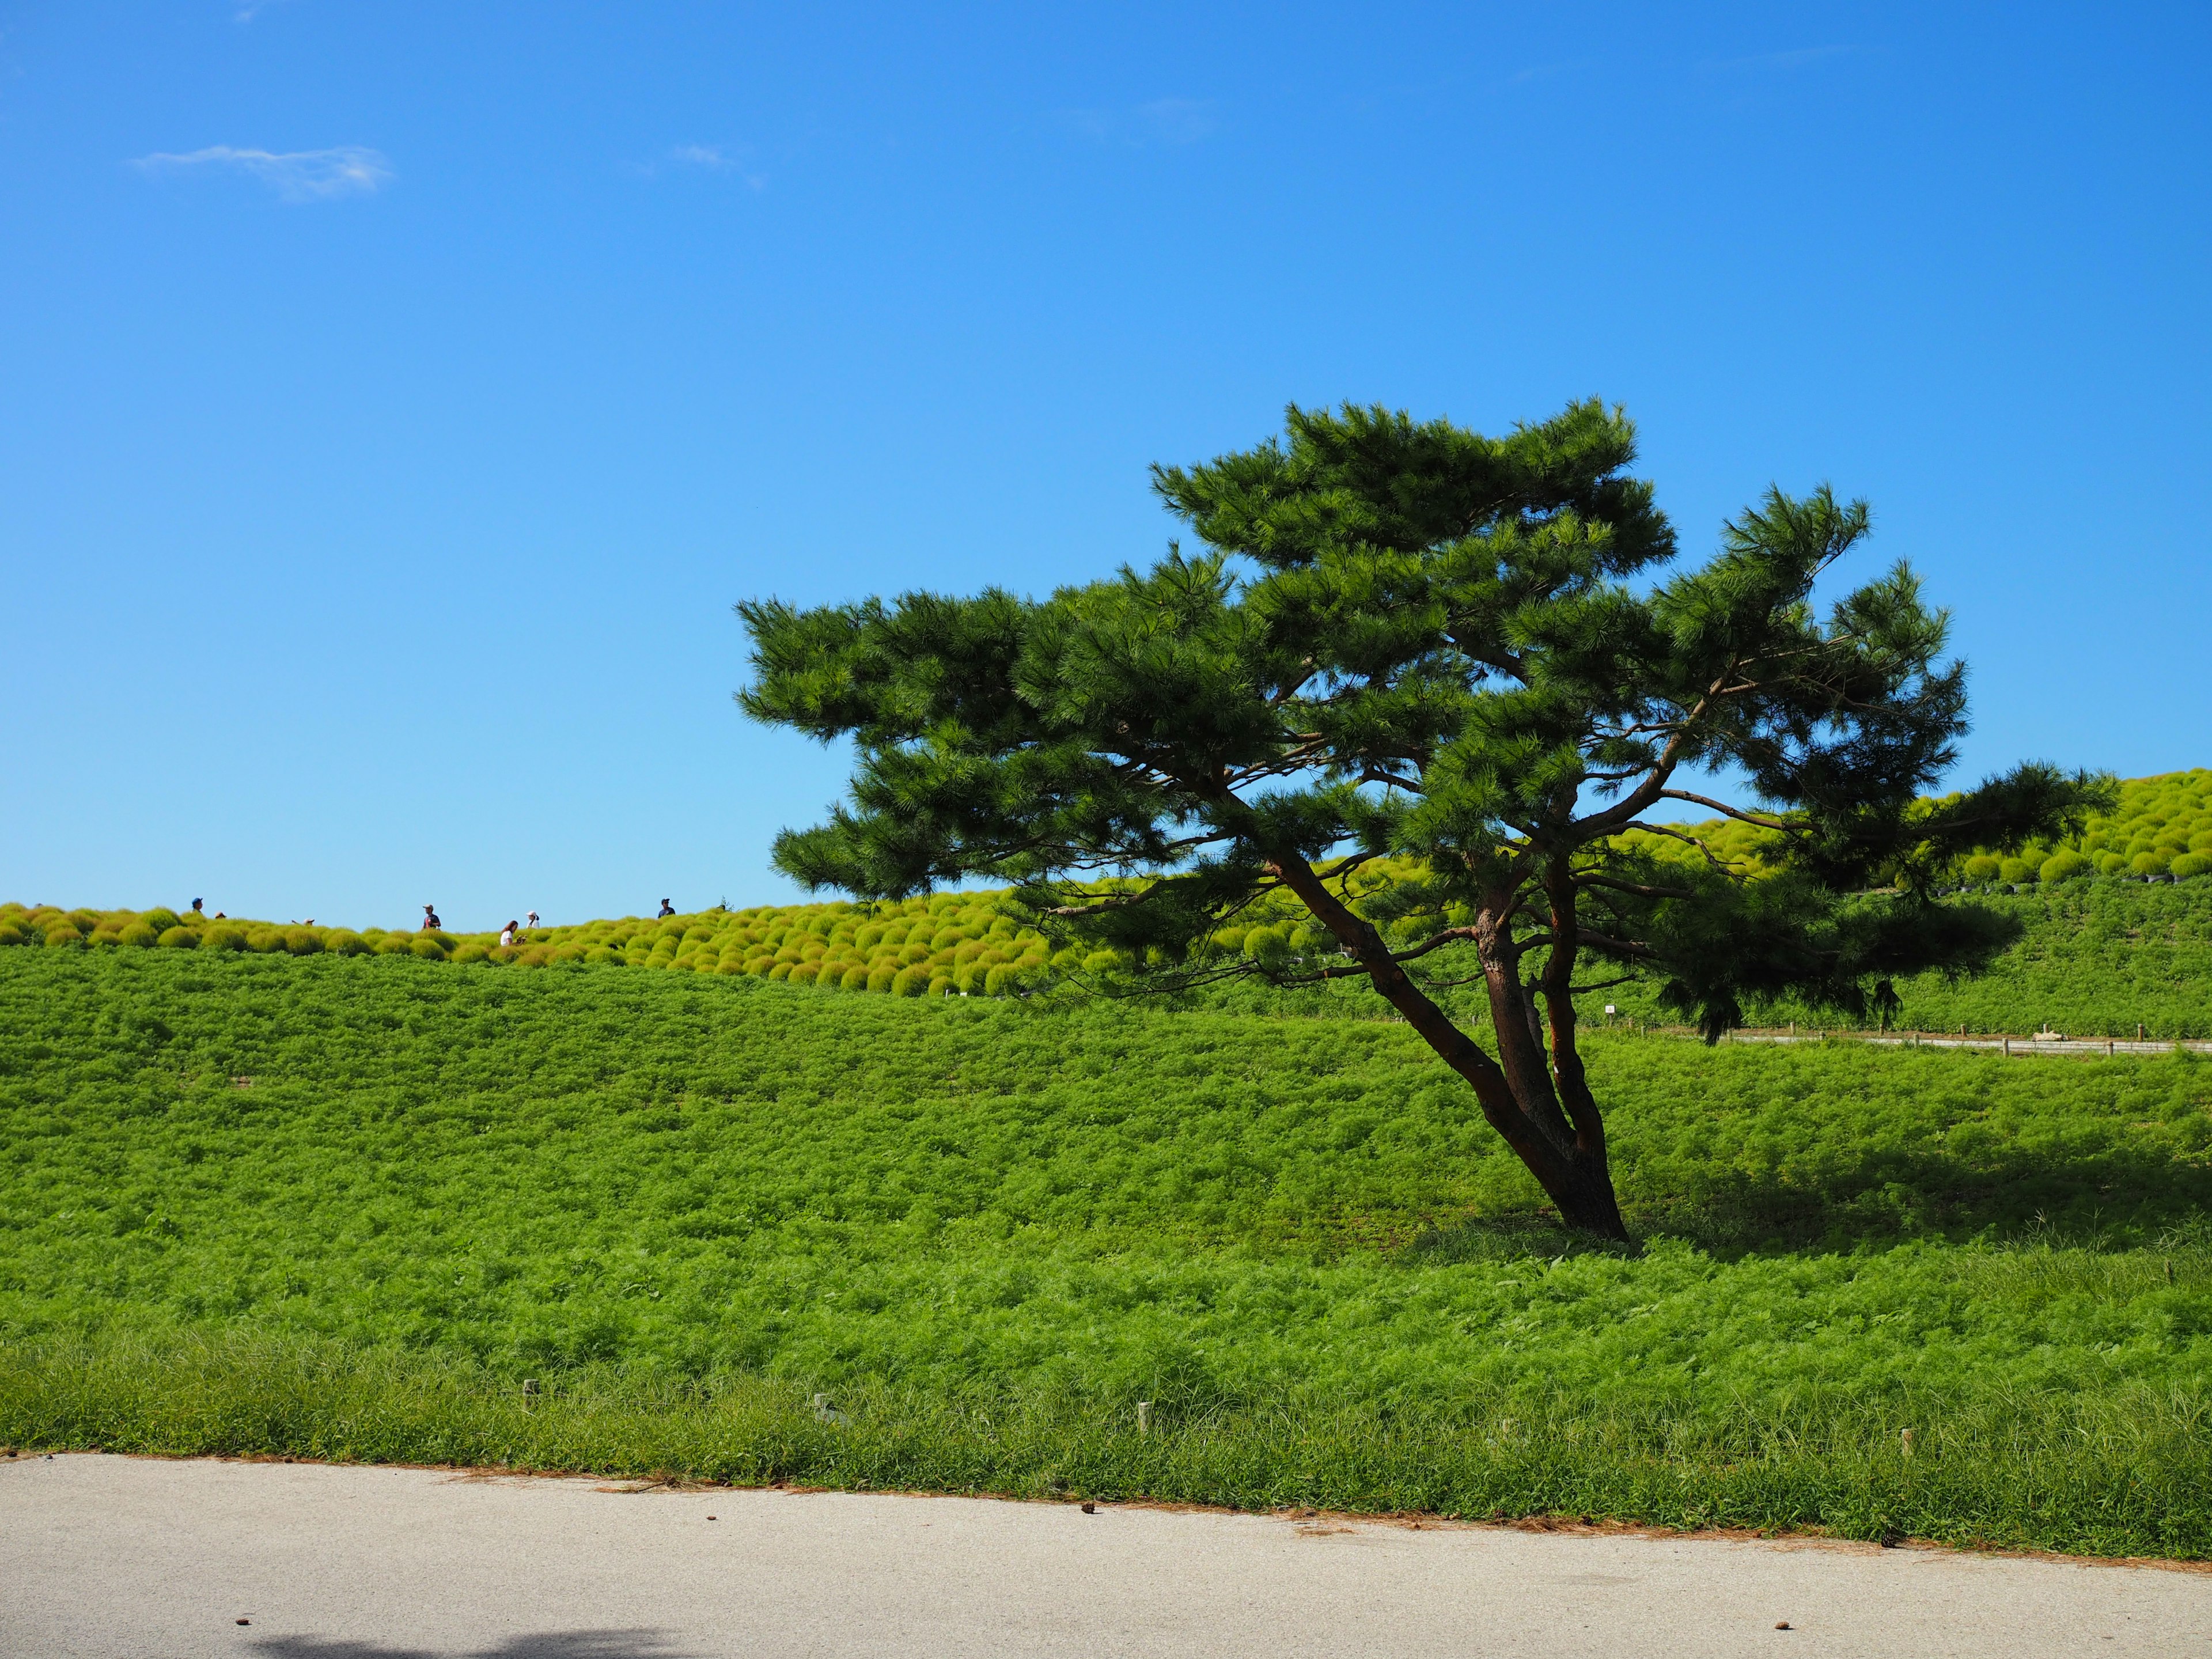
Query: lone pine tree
[{"left": 741, "top": 400, "right": 2101, "bottom": 1237}]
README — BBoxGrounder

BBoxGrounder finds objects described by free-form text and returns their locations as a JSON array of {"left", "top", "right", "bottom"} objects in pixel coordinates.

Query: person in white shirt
[{"left": 499, "top": 921, "right": 518, "bottom": 948}]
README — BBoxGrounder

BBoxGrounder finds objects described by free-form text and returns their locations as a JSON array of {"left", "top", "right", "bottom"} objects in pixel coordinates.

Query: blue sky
[{"left": 3, "top": 3, "right": 2207, "bottom": 930}]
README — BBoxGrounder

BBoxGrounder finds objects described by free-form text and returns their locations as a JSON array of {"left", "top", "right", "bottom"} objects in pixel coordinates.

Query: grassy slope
[
  {"left": 5, "top": 948, "right": 2211, "bottom": 1554},
  {"left": 1587, "top": 878, "right": 2212, "bottom": 1040}
]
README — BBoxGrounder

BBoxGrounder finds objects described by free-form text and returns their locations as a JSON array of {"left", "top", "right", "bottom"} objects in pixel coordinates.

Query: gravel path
[{"left": 3, "top": 1453, "right": 2207, "bottom": 1657}]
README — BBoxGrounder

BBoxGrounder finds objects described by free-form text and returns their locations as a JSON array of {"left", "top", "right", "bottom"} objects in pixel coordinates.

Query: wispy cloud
[
  {"left": 643, "top": 143, "right": 767, "bottom": 187},
  {"left": 233, "top": 0, "right": 290, "bottom": 20},
  {"left": 1058, "top": 97, "right": 1215, "bottom": 148},
  {"left": 131, "top": 144, "right": 392, "bottom": 202}
]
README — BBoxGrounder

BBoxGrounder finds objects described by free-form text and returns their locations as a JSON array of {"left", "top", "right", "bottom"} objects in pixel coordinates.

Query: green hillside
[{"left": 3, "top": 946, "right": 2211, "bottom": 1555}]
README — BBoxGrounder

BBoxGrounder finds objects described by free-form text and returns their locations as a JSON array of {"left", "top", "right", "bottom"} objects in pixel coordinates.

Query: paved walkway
[{"left": 3, "top": 1453, "right": 2207, "bottom": 1657}]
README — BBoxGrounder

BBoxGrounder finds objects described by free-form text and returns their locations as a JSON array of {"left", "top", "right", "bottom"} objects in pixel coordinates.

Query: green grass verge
[
  {"left": 5, "top": 949, "right": 2211, "bottom": 1555},
  {"left": 9, "top": 1328, "right": 2208, "bottom": 1558}
]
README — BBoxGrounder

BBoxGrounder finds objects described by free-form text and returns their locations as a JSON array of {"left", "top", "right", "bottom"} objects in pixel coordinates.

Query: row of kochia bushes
[
  {"left": 0, "top": 899, "right": 1068, "bottom": 998},
  {"left": 1614, "top": 767, "right": 2212, "bottom": 886},
  {"left": 10, "top": 770, "right": 2210, "bottom": 996}
]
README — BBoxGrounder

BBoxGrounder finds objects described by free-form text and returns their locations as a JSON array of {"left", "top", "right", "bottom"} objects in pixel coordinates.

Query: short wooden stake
[{"left": 1137, "top": 1401, "right": 1152, "bottom": 1435}]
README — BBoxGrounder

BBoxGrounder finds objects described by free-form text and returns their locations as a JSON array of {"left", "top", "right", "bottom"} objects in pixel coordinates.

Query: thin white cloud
[
  {"left": 658, "top": 143, "right": 766, "bottom": 187},
  {"left": 1057, "top": 97, "right": 1215, "bottom": 149},
  {"left": 132, "top": 144, "right": 392, "bottom": 202},
  {"left": 1134, "top": 98, "right": 1213, "bottom": 145}
]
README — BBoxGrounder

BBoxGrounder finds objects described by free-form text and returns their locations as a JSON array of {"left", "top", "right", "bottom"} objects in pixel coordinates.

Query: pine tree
[{"left": 740, "top": 400, "right": 2104, "bottom": 1237}]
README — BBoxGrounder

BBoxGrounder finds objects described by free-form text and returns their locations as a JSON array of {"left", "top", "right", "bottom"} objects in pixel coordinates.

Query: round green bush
[
  {"left": 2173, "top": 852, "right": 2212, "bottom": 880},
  {"left": 117, "top": 920, "right": 160, "bottom": 948},
  {"left": 928, "top": 974, "right": 955, "bottom": 997},
  {"left": 866, "top": 965, "right": 897, "bottom": 993},
  {"left": 156, "top": 926, "right": 201, "bottom": 949},
  {"left": 983, "top": 964, "right": 1015, "bottom": 997},
  {"left": 326, "top": 930, "right": 369, "bottom": 956},
  {"left": 0, "top": 922, "right": 24, "bottom": 948},
  {"left": 892, "top": 965, "right": 930, "bottom": 996},
  {"left": 2039, "top": 850, "right": 2091, "bottom": 883},
  {"left": 1960, "top": 854, "right": 2005, "bottom": 882},
  {"left": 584, "top": 945, "right": 619, "bottom": 964},
  {"left": 2131, "top": 851, "right": 2172, "bottom": 877},
  {"left": 43, "top": 921, "right": 82, "bottom": 946},
  {"left": 2095, "top": 852, "right": 2128, "bottom": 876},
  {"left": 372, "top": 934, "right": 412, "bottom": 955},
  {"left": 409, "top": 937, "right": 448, "bottom": 961},
  {"left": 142, "top": 909, "right": 183, "bottom": 935},
  {"left": 450, "top": 941, "right": 491, "bottom": 964},
  {"left": 284, "top": 927, "right": 323, "bottom": 956},
  {"left": 1997, "top": 857, "right": 2037, "bottom": 885}
]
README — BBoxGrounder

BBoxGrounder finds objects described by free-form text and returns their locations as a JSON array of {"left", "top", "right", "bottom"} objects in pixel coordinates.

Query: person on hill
[
  {"left": 191, "top": 898, "right": 204, "bottom": 916},
  {"left": 499, "top": 920, "right": 518, "bottom": 947},
  {"left": 657, "top": 898, "right": 675, "bottom": 918},
  {"left": 422, "top": 904, "right": 441, "bottom": 930},
  {"left": 526, "top": 911, "right": 539, "bottom": 929}
]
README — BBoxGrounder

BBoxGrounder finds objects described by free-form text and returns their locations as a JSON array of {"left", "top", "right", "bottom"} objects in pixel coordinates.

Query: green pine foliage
[{"left": 3, "top": 946, "right": 2210, "bottom": 1555}]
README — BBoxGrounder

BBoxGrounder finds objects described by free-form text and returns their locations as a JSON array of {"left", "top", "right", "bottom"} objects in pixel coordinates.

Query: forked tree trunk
[{"left": 1264, "top": 857, "right": 1630, "bottom": 1241}]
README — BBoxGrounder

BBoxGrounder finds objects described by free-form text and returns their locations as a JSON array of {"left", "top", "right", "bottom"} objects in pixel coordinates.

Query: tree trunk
[{"left": 1263, "top": 854, "right": 1630, "bottom": 1241}]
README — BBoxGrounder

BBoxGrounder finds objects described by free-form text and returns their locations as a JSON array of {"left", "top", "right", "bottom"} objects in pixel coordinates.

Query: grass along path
[{"left": 3, "top": 949, "right": 2210, "bottom": 1555}]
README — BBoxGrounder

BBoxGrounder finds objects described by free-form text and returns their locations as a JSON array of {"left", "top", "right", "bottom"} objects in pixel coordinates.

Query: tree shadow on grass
[
  {"left": 250, "top": 1634, "right": 694, "bottom": 1659},
  {"left": 1412, "top": 1138, "right": 2212, "bottom": 1262}
]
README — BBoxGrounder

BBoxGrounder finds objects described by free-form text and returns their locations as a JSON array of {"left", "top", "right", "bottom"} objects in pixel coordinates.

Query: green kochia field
[{"left": 4, "top": 950, "right": 2211, "bottom": 1556}]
